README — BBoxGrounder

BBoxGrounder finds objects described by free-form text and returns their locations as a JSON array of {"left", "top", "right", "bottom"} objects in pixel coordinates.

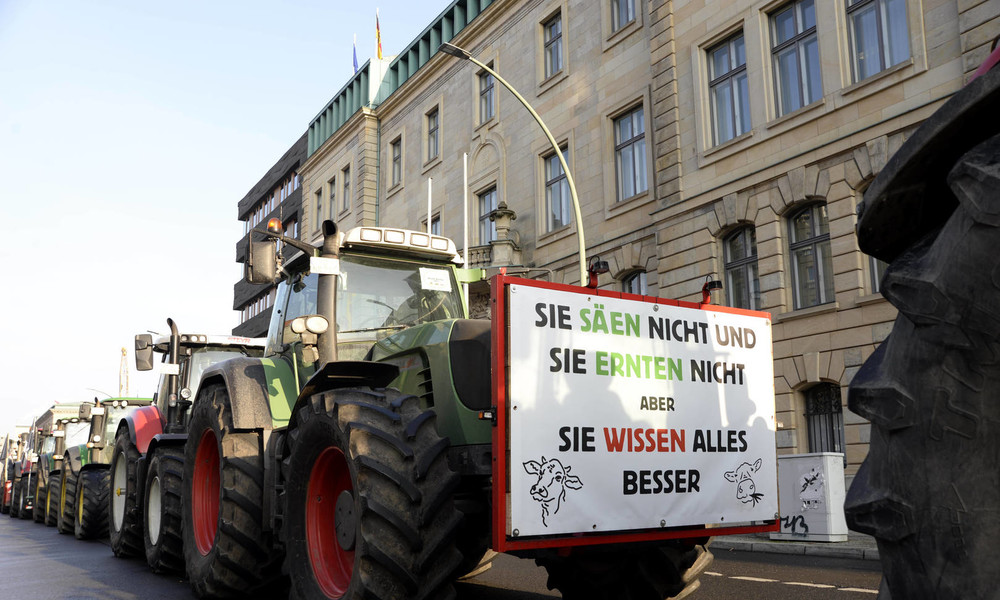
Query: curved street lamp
[{"left": 440, "top": 42, "right": 587, "bottom": 286}]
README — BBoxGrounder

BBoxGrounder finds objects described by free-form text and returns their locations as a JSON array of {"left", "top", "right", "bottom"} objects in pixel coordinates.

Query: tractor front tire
[
  {"left": 75, "top": 468, "right": 110, "bottom": 540},
  {"left": 182, "top": 384, "right": 277, "bottom": 597},
  {"left": 33, "top": 477, "right": 46, "bottom": 523},
  {"left": 109, "top": 427, "right": 142, "bottom": 557},
  {"left": 144, "top": 446, "right": 185, "bottom": 573},
  {"left": 10, "top": 480, "right": 21, "bottom": 518},
  {"left": 536, "top": 539, "right": 713, "bottom": 600},
  {"left": 58, "top": 469, "right": 78, "bottom": 534},
  {"left": 283, "top": 387, "right": 463, "bottom": 600},
  {"left": 46, "top": 474, "right": 61, "bottom": 526}
]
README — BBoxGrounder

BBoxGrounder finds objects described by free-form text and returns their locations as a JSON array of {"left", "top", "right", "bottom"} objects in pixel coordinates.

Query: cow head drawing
[
  {"left": 522, "top": 457, "right": 583, "bottom": 527},
  {"left": 724, "top": 458, "right": 764, "bottom": 506}
]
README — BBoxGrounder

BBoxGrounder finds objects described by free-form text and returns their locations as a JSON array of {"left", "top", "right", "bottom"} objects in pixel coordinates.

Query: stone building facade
[{"left": 245, "top": 0, "right": 998, "bottom": 482}]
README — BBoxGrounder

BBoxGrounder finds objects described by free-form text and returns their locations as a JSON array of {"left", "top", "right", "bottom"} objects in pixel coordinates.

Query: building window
[
  {"left": 804, "top": 383, "right": 845, "bottom": 455},
  {"left": 327, "top": 177, "right": 336, "bottom": 219},
  {"left": 724, "top": 226, "right": 760, "bottom": 310},
  {"left": 612, "top": 0, "right": 635, "bottom": 33},
  {"left": 544, "top": 13, "right": 563, "bottom": 79},
  {"left": 771, "top": 0, "right": 821, "bottom": 116},
  {"left": 545, "top": 147, "right": 571, "bottom": 232},
  {"left": 424, "top": 214, "right": 442, "bottom": 236},
  {"left": 708, "top": 32, "right": 750, "bottom": 145},
  {"left": 283, "top": 218, "right": 298, "bottom": 240},
  {"left": 314, "top": 190, "right": 323, "bottom": 230},
  {"left": 788, "top": 203, "right": 834, "bottom": 309},
  {"left": 847, "top": 0, "right": 909, "bottom": 82},
  {"left": 426, "top": 108, "right": 439, "bottom": 161},
  {"left": 622, "top": 270, "right": 648, "bottom": 295},
  {"left": 614, "top": 106, "right": 647, "bottom": 201},
  {"left": 870, "top": 256, "right": 888, "bottom": 293},
  {"left": 479, "top": 69, "right": 495, "bottom": 123},
  {"left": 341, "top": 166, "right": 351, "bottom": 213},
  {"left": 479, "top": 186, "right": 498, "bottom": 244},
  {"left": 391, "top": 138, "right": 402, "bottom": 187}
]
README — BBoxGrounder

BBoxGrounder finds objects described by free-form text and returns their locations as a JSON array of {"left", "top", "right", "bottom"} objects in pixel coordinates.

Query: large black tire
[
  {"left": 109, "top": 427, "right": 143, "bottom": 557},
  {"left": 58, "top": 469, "right": 78, "bottom": 533},
  {"left": 182, "top": 383, "right": 278, "bottom": 598},
  {"left": 32, "top": 476, "right": 46, "bottom": 523},
  {"left": 283, "top": 387, "right": 463, "bottom": 600},
  {"left": 10, "top": 479, "right": 21, "bottom": 518},
  {"left": 846, "top": 60, "right": 1000, "bottom": 599},
  {"left": 46, "top": 473, "right": 61, "bottom": 526},
  {"left": 536, "top": 539, "right": 713, "bottom": 600},
  {"left": 75, "top": 468, "right": 110, "bottom": 540},
  {"left": 143, "top": 446, "right": 184, "bottom": 573}
]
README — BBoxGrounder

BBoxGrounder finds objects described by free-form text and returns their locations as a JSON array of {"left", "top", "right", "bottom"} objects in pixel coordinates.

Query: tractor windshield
[
  {"left": 186, "top": 348, "right": 251, "bottom": 400},
  {"left": 266, "top": 254, "right": 464, "bottom": 359},
  {"left": 65, "top": 421, "right": 90, "bottom": 446}
]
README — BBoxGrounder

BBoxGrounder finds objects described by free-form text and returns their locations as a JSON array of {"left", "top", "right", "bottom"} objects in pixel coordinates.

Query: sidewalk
[{"left": 710, "top": 531, "right": 880, "bottom": 561}]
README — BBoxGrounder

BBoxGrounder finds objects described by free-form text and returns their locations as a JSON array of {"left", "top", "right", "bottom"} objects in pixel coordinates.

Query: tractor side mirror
[
  {"left": 247, "top": 240, "right": 278, "bottom": 284},
  {"left": 79, "top": 404, "right": 93, "bottom": 420},
  {"left": 135, "top": 334, "right": 154, "bottom": 371}
]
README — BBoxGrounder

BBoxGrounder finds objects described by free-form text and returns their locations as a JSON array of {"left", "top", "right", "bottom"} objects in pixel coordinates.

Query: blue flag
[{"left": 353, "top": 35, "right": 358, "bottom": 73}]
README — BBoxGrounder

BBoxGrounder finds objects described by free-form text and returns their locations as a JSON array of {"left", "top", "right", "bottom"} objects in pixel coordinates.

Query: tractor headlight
[{"left": 290, "top": 315, "right": 329, "bottom": 335}]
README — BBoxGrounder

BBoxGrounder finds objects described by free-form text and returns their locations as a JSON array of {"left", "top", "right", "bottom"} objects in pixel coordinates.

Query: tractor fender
[
  {"left": 145, "top": 433, "right": 187, "bottom": 458},
  {"left": 199, "top": 356, "right": 292, "bottom": 431},
  {"left": 79, "top": 462, "right": 109, "bottom": 473},
  {"left": 63, "top": 445, "right": 83, "bottom": 478},
  {"left": 289, "top": 360, "right": 400, "bottom": 425},
  {"left": 121, "top": 405, "right": 164, "bottom": 455}
]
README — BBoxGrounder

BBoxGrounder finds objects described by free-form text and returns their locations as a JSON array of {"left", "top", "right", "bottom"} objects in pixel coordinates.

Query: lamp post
[{"left": 440, "top": 42, "right": 587, "bottom": 286}]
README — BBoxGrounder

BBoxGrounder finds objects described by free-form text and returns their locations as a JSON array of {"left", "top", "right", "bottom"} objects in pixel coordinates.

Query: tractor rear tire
[
  {"left": 536, "top": 539, "right": 713, "bottom": 600},
  {"left": 58, "top": 469, "right": 78, "bottom": 534},
  {"left": 144, "top": 446, "right": 185, "bottom": 573},
  {"left": 46, "top": 474, "right": 61, "bottom": 526},
  {"left": 10, "top": 480, "right": 21, "bottom": 518},
  {"left": 75, "top": 468, "right": 110, "bottom": 540},
  {"left": 283, "top": 387, "right": 463, "bottom": 600},
  {"left": 19, "top": 476, "right": 34, "bottom": 520},
  {"left": 33, "top": 477, "right": 46, "bottom": 523},
  {"left": 182, "top": 383, "right": 278, "bottom": 597},
  {"left": 109, "top": 427, "right": 142, "bottom": 557}
]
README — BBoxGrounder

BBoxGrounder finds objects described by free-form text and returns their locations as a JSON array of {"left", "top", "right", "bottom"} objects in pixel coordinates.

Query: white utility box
[{"left": 770, "top": 452, "right": 848, "bottom": 542}]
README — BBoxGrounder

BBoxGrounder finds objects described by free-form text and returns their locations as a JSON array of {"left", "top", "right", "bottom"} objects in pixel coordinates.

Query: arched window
[
  {"left": 622, "top": 270, "right": 648, "bottom": 295},
  {"left": 804, "top": 383, "right": 845, "bottom": 455},
  {"left": 788, "top": 203, "right": 834, "bottom": 308},
  {"left": 723, "top": 226, "right": 759, "bottom": 310}
]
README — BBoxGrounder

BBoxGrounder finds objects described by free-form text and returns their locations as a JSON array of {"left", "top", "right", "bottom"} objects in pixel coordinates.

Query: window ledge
[
  {"left": 604, "top": 18, "right": 640, "bottom": 52},
  {"left": 841, "top": 58, "right": 913, "bottom": 97},
  {"left": 422, "top": 155, "right": 442, "bottom": 174},
  {"left": 703, "top": 129, "right": 754, "bottom": 158},
  {"left": 475, "top": 116, "right": 497, "bottom": 134},
  {"left": 773, "top": 301, "right": 839, "bottom": 323},
  {"left": 386, "top": 182, "right": 403, "bottom": 200},
  {"left": 855, "top": 292, "right": 886, "bottom": 307},
  {"left": 766, "top": 97, "right": 826, "bottom": 130},
  {"left": 608, "top": 189, "right": 651, "bottom": 214},
  {"left": 538, "top": 69, "right": 568, "bottom": 96},
  {"left": 537, "top": 223, "right": 574, "bottom": 247}
]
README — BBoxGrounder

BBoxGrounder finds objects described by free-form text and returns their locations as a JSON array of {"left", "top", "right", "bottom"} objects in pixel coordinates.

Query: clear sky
[{"left": 0, "top": 0, "right": 452, "bottom": 434}]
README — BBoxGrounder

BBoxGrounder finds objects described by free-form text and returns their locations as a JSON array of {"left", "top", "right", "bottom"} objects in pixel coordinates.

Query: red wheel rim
[
  {"left": 306, "top": 447, "right": 354, "bottom": 598},
  {"left": 192, "top": 429, "right": 220, "bottom": 556}
]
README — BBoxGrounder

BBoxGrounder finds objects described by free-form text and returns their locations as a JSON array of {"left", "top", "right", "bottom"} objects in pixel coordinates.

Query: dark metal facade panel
[{"left": 237, "top": 132, "right": 308, "bottom": 219}]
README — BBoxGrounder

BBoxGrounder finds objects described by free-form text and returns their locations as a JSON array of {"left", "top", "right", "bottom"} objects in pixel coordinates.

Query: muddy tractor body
[
  {"left": 178, "top": 219, "right": 777, "bottom": 600},
  {"left": 106, "top": 322, "right": 264, "bottom": 571}
]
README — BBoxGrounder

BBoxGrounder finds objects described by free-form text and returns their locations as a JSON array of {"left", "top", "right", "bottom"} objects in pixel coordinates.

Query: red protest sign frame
[{"left": 490, "top": 273, "right": 778, "bottom": 552}]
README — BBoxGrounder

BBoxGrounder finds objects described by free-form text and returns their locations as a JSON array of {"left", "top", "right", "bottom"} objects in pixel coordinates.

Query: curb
[{"left": 710, "top": 537, "right": 880, "bottom": 561}]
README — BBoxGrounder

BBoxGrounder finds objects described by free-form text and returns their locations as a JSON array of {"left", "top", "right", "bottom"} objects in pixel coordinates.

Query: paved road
[{"left": 0, "top": 515, "right": 880, "bottom": 599}]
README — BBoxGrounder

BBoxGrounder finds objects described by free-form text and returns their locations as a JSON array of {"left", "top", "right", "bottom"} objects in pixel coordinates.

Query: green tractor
[
  {"left": 37, "top": 414, "right": 90, "bottom": 527},
  {"left": 179, "top": 219, "right": 770, "bottom": 599},
  {"left": 61, "top": 397, "right": 152, "bottom": 538}
]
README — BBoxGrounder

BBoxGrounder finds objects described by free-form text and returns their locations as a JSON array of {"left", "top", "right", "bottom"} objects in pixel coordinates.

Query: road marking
[{"left": 705, "top": 571, "right": 878, "bottom": 594}]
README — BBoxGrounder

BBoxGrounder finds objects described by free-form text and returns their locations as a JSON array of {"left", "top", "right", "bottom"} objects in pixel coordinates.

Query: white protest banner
[{"left": 506, "top": 283, "right": 777, "bottom": 539}]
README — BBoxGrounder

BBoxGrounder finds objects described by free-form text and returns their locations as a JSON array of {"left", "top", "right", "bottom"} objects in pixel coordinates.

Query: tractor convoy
[{"left": 5, "top": 220, "right": 777, "bottom": 600}]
